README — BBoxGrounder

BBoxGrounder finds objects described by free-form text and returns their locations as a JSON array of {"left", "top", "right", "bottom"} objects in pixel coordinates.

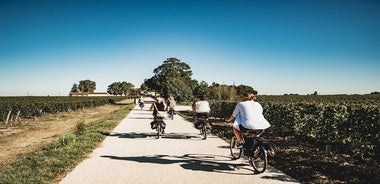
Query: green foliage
[
  {"left": 142, "top": 58, "right": 258, "bottom": 102},
  {"left": 208, "top": 84, "right": 236, "bottom": 101},
  {"left": 70, "top": 83, "right": 79, "bottom": 93},
  {"left": 107, "top": 81, "right": 134, "bottom": 96},
  {"left": 210, "top": 94, "right": 380, "bottom": 161},
  {"left": 143, "top": 58, "right": 195, "bottom": 101},
  {"left": 78, "top": 79, "right": 96, "bottom": 93},
  {"left": 193, "top": 81, "right": 210, "bottom": 97},
  {"left": 74, "top": 120, "right": 86, "bottom": 137},
  {"left": 161, "top": 78, "right": 193, "bottom": 103},
  {"left": 58, "top": 134, "right": 76, "bottom": 146},
  {"left": 209, "top": 101, "right": 236, "bottom": 120}
]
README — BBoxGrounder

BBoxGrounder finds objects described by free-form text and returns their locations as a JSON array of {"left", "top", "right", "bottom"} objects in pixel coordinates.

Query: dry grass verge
[
  {"left": 0, "top": 100, "right": 134, "bottom": 184},
  {"left": 0, "top": 99, "right": 132, "bottom": 164}
]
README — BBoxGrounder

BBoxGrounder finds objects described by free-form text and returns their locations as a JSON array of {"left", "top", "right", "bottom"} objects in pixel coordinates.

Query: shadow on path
[
  {"left": 101, "top": 154, "right": 252, "bottom": 175},
  {"left": 107, "top": 132, "right": 198, "bottom": 139},
  {"left": 101, "top": 154, "right": 299, "bottom": 183}
]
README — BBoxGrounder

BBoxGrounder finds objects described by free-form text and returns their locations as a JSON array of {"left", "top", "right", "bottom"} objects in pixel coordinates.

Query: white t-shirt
[
  {"left": 232, "top": 100, "right": 271, "bottom": 130},
  {"left": 195, "top": 101, "right": 210, "bottom": 113}
]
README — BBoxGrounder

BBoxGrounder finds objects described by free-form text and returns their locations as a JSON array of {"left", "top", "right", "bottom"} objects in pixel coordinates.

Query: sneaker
[{"left": 236, "top": 143, "right": 244, "bottom": 149}]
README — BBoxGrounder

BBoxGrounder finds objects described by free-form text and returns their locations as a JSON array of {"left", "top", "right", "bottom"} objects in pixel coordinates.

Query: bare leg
[{"left": 233, "top": 127, "right": 243, "bottom": 144}]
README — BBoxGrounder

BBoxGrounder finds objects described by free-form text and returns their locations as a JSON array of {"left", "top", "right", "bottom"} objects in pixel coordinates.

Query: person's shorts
[{"left": 234, "top": 124, "right": 262, "bottom": 134}]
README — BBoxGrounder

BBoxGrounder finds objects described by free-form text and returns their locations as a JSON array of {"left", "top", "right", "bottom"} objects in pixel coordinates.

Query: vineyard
[
  {"left": 210, "top": 94, "right": 380, "bottom": 161},
  {"left": 0, "top": 96, "right": 130, "bottom": 123}
]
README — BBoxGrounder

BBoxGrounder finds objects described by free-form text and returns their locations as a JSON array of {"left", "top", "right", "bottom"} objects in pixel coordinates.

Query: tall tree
[
  {"left": 70, "top": 83, "right": 79, "bottom": 92},
  {"left": 193, "top": 81, "right": 210, "bottom": 97},
  {"left": 120, "top": 81, "right": 134, "bottom": 96},
  {"left": 143, "top": 58, "right": 194, "bottom": 101},
  {"left": 108, "top": 81, "right": 134, "bottom": 96},
  {"left": 78, "top": 80, "right": 96, "bottom": 93}
]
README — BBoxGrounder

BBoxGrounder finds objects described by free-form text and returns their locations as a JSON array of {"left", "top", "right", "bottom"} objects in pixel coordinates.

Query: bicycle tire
[
  {"left": 156, "top": 123, "right": 161, "bottom": 139},
  {"left": 230, "top": 136, "right": 242, "bottom": 159},
  {"left": 169, "top": 110, "right": 174, "bottom": 120},
  {"left": 202, "top": 126, "right": 207, "bottom": 140},
  {"left": 250, "top": 145, "right": 267, "bottom": 173}
]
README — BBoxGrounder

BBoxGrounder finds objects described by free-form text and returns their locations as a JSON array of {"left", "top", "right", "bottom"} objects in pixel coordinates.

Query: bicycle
[
  {"left": 152, "top": 116, "right": 166, "bottom": 139},
  {"left": 229, "top": 129, "right": 268, "bottom": 173},
  {"left": 151, "top": 103, "right": 166, "bottom": 139},
  {"left": 194, "top": 114, "right": 211, "bottom": 140},
  {"left": 139, "top": 102, "right": 144, "bottom": 110},
  {"left": 167, "top": 108, "right": 174, "bottom": 120}
]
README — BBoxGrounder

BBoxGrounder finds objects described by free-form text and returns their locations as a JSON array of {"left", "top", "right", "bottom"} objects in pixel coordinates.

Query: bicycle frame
[
  {"left": 230, "top": 129, "right": 268, "bottom": 173},
  {"left": 195, "top": 115, "right": 210, "bottom": 140}
]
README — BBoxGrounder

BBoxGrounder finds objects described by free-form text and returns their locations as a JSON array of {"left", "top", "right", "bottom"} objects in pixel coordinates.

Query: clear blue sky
[{"left": 1, "top": 0, "right": 379, "bottom": 96}]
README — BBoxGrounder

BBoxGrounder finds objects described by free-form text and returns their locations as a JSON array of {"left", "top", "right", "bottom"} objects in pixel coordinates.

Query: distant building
[{"left": 69, "top": 92, "right": 109, "bottom": 97}]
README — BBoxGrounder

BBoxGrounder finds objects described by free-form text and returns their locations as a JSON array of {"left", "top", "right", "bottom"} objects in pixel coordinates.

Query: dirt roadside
[{"left": 0, "top": 100, "right": 131, "bottom": 164}]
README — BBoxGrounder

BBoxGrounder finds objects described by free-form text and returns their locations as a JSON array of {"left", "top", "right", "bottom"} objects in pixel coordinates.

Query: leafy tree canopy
[
  {"left": 142, "top": 57, "right": 258, "bottom": 102},
  {"left": 108, "top": 81, "right": 134, "bottom": 96},
  {"left": 78, "top": 79, "right": 96, "bottom": 93},
  {"left": 143, "top": 58, "right": 195, "bottom": 101},
  {"left": 70, "top": 83, "right": 79, "bottom": 93}
]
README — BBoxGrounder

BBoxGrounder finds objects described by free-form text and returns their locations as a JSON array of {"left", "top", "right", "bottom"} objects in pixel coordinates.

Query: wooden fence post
[
  {"left": 5, "top": 110, "right": 11, "bottom": 125},
  {"left": 15, "top": 111, "right": 21, "bottom": 121}
]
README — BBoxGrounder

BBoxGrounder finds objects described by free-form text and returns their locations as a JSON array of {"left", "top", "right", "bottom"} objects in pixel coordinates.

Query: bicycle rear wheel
[
  {"left": 156, "top": 123, "right": 161, "bottom": 139},
  {"left": 250, "top": 146, "right": 267, "bottom": 173},
  {"left": 230, "top": 136, "right": 242, "bottom": 159},
  {"left": 202, "top": 126, "right": 207, "bottom": 140}
]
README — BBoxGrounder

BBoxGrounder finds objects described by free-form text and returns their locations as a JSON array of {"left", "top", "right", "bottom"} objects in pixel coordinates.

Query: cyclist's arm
[
  {"left": 225, "top": 115, "right": 235, "bottom": 123},
  {"left": 191, "top": 102, "right": 196, "bottom": 112},
  {"left": 150, "top": 103, "right": 154, "bottom": 111}
]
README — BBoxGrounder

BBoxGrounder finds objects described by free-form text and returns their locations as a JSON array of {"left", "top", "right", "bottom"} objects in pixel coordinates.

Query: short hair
[{"left": 240, "top": 93, "right": 251, "bottom": 101}]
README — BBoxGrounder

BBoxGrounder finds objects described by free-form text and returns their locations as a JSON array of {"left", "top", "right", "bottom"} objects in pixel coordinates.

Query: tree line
[
  {"left": 141, "top": 57, "right": 257, "bottom": 102},
  {"left": 70, "top": 80, "right": 135, "bottom": 96},
  {"left": 69, "top": 57, "right": 256, "bottom": 100}
]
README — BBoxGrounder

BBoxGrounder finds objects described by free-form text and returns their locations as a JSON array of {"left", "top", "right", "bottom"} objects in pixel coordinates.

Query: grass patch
[{"left": 0, "top": 104, "right": 134, "bottom": 184}]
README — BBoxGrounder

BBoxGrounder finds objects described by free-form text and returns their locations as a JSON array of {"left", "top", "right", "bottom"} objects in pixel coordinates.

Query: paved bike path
[{"left": 60, "top": 98, "right": 299, "bottom": 184}]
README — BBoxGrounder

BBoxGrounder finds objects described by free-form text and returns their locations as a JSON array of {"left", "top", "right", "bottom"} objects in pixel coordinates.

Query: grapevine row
[
  {"left": 0, "top": 96, "right": 129, "bottom": 122},
  {"left": 210, "top": 99, "right": 380, "bottom": 161}
]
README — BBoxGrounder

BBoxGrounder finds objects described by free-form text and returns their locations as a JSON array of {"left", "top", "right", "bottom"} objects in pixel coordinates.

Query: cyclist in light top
[
  {"left": 226, "top": 93, "right": 271, "bottom": 148},
  {"left": 192, "top": 95, "right": 210, "bottom": 123}
]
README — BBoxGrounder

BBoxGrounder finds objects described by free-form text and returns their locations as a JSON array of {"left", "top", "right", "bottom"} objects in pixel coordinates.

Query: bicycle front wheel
[
  {"left": 230, "top": 136, "right": 242, "bottom": 159},
  {"left": 250, "top": 146, "right": 267, "bottom": 173},
  {"left": 169, "top": 110, "right": 174, "bottom": 120}
]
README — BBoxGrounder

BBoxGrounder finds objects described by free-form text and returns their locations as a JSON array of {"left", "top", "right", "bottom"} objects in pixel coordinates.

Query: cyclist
[
  {"left": 138, "top": 96, "right": 144, "bottom": 109},
  {"left": 149, "top": 97, "right": 166, "bottom": 130},
  {"left": 225, "top": 93, "right": 271, "bottom": 148},
  {"left": 166, "top": 95, "right": 176, "bottom": 115},
  {"left": 192, "top": 95, "right": 211, "bottom": 130}
]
